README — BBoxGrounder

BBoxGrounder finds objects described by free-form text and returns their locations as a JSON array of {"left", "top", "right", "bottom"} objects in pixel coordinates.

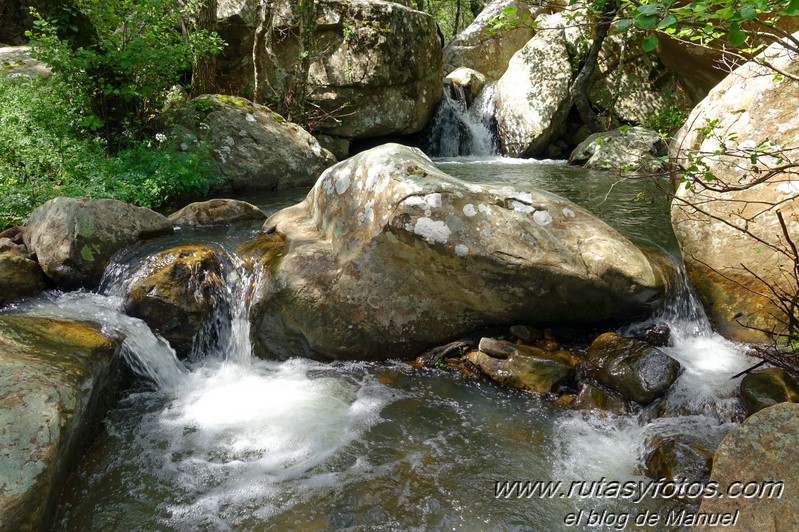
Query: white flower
[{"left": 155, "top": 133, "right": 167, "bottom": 143}]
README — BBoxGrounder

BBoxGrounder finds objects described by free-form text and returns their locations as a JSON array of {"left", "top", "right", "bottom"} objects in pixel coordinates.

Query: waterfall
[{"left": 424, "top": 81, "right": 499, "bottom": 157}]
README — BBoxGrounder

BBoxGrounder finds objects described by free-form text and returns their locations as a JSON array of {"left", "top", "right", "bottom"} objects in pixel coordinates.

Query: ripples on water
[{"left": 11, "top": 158, "right": 754, "bottom": 530}]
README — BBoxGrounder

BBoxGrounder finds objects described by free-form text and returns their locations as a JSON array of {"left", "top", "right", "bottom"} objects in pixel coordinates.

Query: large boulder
[
  {"left": 670, "top": 36, "right": 799, "bottom": 342},
  {"left": 23, "top": 197, "right": 173, "bottom": 288},
  {"left": 217, "top": 0, "right": 442, "bottom": 139},
  {"left": 0, "top": 316, "right": 124, "bottom": 531},
  {"left": 494, "top": 13, "right": 574, "bottom": 157},
  {"left": 250, "top": 143, "right": 667, "bottom": 360},
  {"left": 584, "top": 332, "right": 681, "bottom": 404},
  {"left": 697, "top": 402, "right": 799, "bottom": 530},
  {"left": 443, "top": 0, "right": 547, "bottom": 80},
  {"left": 125, "top": 245, "right": 227, "bottom": 358},
  {"left": 160, "top": 95, "right": 335, "bottom": 193}
]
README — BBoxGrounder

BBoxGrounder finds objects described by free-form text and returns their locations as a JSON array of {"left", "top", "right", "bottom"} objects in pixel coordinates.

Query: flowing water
[
  {"left": 4, "top": 160, "right": 756, "bottom": 530},
  {"left": 424, "top": 82, "right": 499, "bottom": 157}
]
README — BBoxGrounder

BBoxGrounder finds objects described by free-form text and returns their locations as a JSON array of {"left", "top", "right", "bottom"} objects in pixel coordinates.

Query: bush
[{"left": 0, "top": 75, "right": 220, "bottom": 229}]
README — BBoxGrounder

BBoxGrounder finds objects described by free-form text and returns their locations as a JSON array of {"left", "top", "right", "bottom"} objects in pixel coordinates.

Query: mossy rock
[
  {"left": 0, "top": 315, "right": 123, "bottom": 531},
  {"left": 740, "top": 368, "right": 799, "bottom": 416}
]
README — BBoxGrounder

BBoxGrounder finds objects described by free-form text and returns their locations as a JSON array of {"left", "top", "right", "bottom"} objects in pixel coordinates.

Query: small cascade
[{"left": 424, "top": 81, "right": 499, "bottom": 157}]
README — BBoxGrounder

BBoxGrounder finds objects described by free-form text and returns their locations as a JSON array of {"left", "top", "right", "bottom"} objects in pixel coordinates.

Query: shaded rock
[
  {"left": 631, "top": 323, "right": 671, "bottom": 348},
  {"left": 443, "top": 0, "right": 546, "bottom": 80},
  {"left": 125, "top": 245, "right": 226, "bottom": 358},
  {"left": 572, "top": 382, "right": 631, "bottom": 415},
  {"left": 0, "top": 316, "right": 123, "bottom": 531},
  {"left": 217, "top": 0, "right": 442, "bottom": 139},
  {"left": 569, "top": 127, "right": 667, "bottom": 173},
  {"left": 697, "top": 403, "right": 799, "bottom": 530},
  {"left": 509, "top": 324, "right": 541, "bottom": 343},
  {"left": 670, "top": 35, "right": 799, "bottom": 343},
  {"left": 251, "top": 143, "right": 667, "bottom": 360},
  {"left": 168, "top": 198, "right": 266, "bottom": 227},
  {"left": 0, "top": 253, "right": 46, "bottom": 307},
  {"left": 495, "top": 13, "right": 574, "bottom": 157},
  {"left": 0, "top": 45, "right": 50, "bottom": 79},
  {"left": 644, "top": 433, "right": 714, "bottom": 485},
  {"left": 160, "top": 94, "right": 335, "bottom": 193},
  {"left": 589, "top": 34, "right": 694, "bottom": 125},
  {"left": 445, "top": 67, "right": 487, "bottom": 107},
  {"left": 23, "top": 197, "right": 173, "bottom": 288},
  {"left": 467, "top": 340, "right": 578, "bottom": 395},
  {"left": 313, "top": 134, "right": 350, "bottom": 161},
  {"left": 740, "top": 368, "right": 799, "bottom": 416},
  {"left": 585, "top": 332, "right": 681, "bottom": 404}
]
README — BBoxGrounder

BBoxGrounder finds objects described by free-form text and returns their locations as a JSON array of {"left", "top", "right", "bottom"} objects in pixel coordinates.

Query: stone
[
  {"left": 125, "top": 245, "right": 227, "bottom": 358},
  {"left": 697, "top": 403, "right": 799, "bottom": 530},
  {"left": 467, "top": 340, "right": 578, "bottom": 395},
  {"left": 585, "top": 332, "right": 681, "bottom": 404},
  {"left": 670, "top": 35, "right": 799, "bottom": 343},
  {"left": 740, "top": 368, "right": 799, "bottom": 416},
  {"left": 589, "top": 34, "right": 694, "bottom": 126},
  {"left": 445, "top": 67, "right": 487, "bottom": 107},
  {"left": 313, "top": 134, "right": 350, "bottom": 161},
  {"left": 631, "top": 323, "right": 671, "bottom": 347},
  {"left": 23, "top": 197, "right": 173, "bottom": 288},
  {"left": 251, "top": 143, "right": 667, "bottom": 360},
  {"left": 644, "top": 433, "right": 714, "bottom": 485},
  {"left": 0, "top": 253, "right": 46, "bottom": 307},
  {"left": 217, "top": 0, "right": 442, "bottom": 139},
  {"left": 509, "top": 324, "right": 541, "bottom": 343},
  {"left": 159, "top": 94, "right": 335, "bottom": 193},
  {"left": 495, "top": 13, "right": 574, "bottom": 157},
  {"left": 443, "top": 0, "right": 547, "bottom": 80},
  {"left": 168, "top": 198, "right": 266, "bottom": 227},
  {"left": 569, "top": 127, "right": 667, "bottom": 174},
  {"left": 572, "top": 383, "right": 631, "bottom": 415},
  {"left": 0, "top": 46, "right": 51, "bottom": 79},
  {"left": 0, "top": 316, "right": 123, "bottom": 531}
]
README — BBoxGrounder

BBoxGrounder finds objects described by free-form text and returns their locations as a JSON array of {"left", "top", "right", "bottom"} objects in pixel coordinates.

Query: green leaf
[
  {"left": 740, "top": 6, "right": 758, "bottom": 20},
  {"left": 642, "top": 35, "right": 659, "bottom": 51},
  {"left": 635, "top": 15, "right": 658, "bottom": 30},
  {"left": 637, "top": 4, "right": 661, "bottom": 16},
  {"left": 728, "top": 23, "right": 747, "bottom": 46},
  {"left": 658, "top": 14, "right": 677, "bottom": 28},
  {"left": 787, "top": 0, "right": 799, "bottom": 16}
]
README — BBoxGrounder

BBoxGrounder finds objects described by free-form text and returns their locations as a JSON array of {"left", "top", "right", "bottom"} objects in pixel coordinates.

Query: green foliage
[
  {"left": 0, "top": 75, "right": 219, "bottom": 229},
  {"left": 26, "top": 0, "right": 225, "bottom": 144},
  {"left": 644, "top": 107, "right": 687, "bottom": 136}
]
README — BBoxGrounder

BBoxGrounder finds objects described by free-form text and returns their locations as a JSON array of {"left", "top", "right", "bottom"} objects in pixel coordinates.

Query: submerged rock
[
  {"left": 160, "top": 95, "right": 335, "bottom": 193},
  {"left": 23, "top": 197, "right": 173, "bottom": 288},
  {"left": 468, "top": 338, "right": 578, "bottom": 395},
  {"left": 584, "top": 332, "right": 681, "bottom": 404},
  {"left": 125, "top": 245, "right": 227, "bottom": 358},
  {"left": 251, "top": 143, "right": 666, "bottom": 360},
  {"left": 168, "top": 198, "right": 266, "bottom": 227},
  {"left": 740, "top": 368, "right": 799, "bottom": 416},
  {"left": 698, "top": 403, "right": 799, "bottom": 530},
  {"left": 0, "top": 316, "right": 124, "bottom": 531}
]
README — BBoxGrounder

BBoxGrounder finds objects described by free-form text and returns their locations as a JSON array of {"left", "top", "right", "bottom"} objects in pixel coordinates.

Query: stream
[{"left": 8, "top": 159, "right": 754, "bottom": 530}]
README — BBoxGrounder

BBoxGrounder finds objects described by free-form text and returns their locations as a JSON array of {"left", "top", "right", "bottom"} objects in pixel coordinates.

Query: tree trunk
[
  {"left": 291, "top": 0, "right": 316, "bottom": 122},
  {"left": 252, "top": 0, "right": 273, "bottom": 104},
  {"left": 191, "top": 0, "right": 218, "bottom": 97},
  {"left": 571, "top": 6, "right": 616, "bottom": 133}
]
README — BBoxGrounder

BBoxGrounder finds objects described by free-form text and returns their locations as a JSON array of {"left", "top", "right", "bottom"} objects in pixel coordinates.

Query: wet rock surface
[
  {"left": 740, "top": 368, "right": 799, "bottom": 416},
  {"left": 0, "top": 316, "right": 123, "bottom": 531},
  {"left": 169, "top": 198, "right": 266, "bottom": 227},
  {"left": 584, "top": 332, "right": 681, "bottom": 404}
]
